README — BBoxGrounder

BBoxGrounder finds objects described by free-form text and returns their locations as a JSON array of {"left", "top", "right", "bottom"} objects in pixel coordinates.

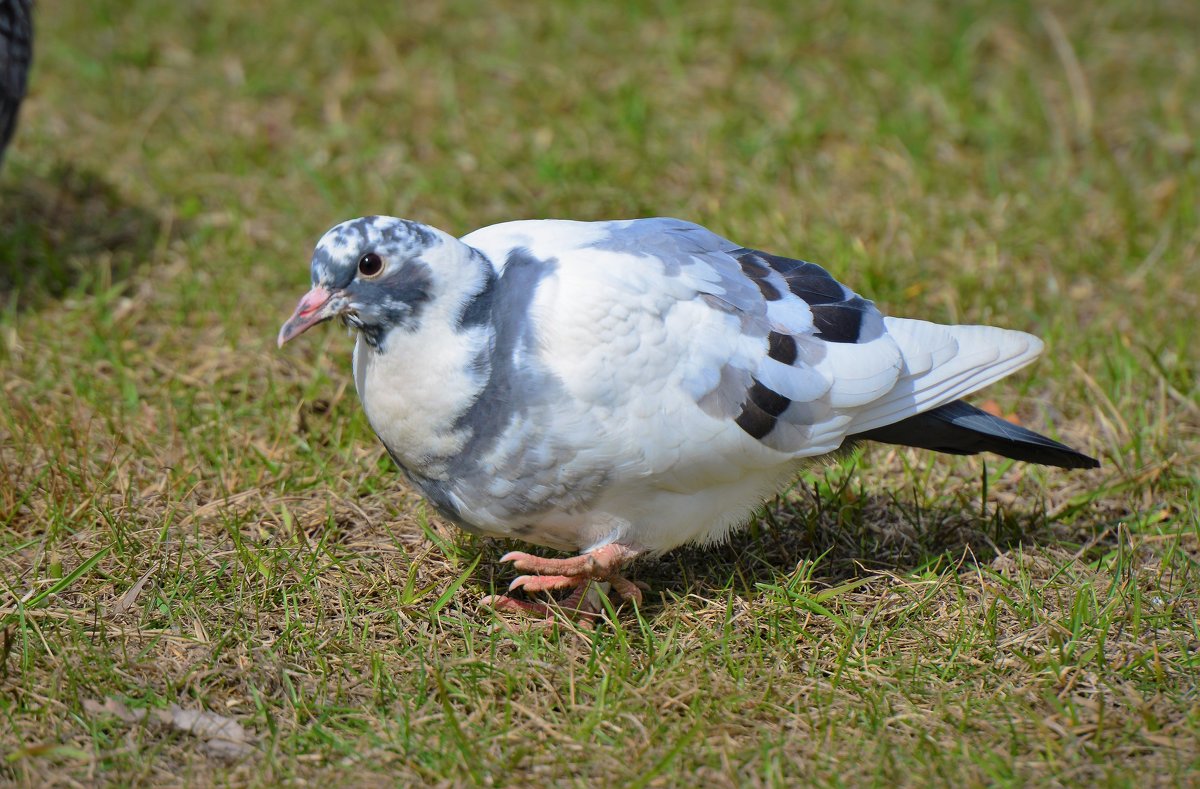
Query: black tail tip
[{"left": 1067, "top": 452, "right": 1101, "bottom": 470}]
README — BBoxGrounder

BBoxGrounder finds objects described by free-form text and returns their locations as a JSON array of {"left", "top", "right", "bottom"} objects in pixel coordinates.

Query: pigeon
[
  {"left": 0, "top": 0, "right": 32, "bottom": 166},
  {"left": 279, "top": 216, "right": 1098, "bottom": 616}
]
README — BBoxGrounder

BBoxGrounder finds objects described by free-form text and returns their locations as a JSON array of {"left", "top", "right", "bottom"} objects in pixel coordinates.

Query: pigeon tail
[{"left": 850, "top": 399, "right": 1099, "bottom": 469}]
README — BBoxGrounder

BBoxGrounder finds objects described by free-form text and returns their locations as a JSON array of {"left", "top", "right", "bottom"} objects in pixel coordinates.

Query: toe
[
  {"left": 480, "top": 594, "right": 553, "bottom": 618},
  {"left": 609, "top": 574, "right": 644, "bottom": 605},
  {"left": 500, "top": 550, "right": 595, "bottom": 576},
  {"left": 508, "top": 574, "right": 579, "bottom": 593}
]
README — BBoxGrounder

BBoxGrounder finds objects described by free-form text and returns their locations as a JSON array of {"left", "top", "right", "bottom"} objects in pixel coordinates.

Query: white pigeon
[{"left": 279, "top": 216, "right": 1097, "bottom": 616}]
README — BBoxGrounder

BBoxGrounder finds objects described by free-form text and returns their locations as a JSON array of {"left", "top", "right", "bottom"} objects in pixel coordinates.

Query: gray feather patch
[{"left": 435, "top": 249, "right": 612, "bottom": 522}]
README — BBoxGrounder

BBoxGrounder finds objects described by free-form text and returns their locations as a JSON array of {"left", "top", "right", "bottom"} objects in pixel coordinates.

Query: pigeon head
[{"left": 278, "top": 216, "right": 475, "bottom": 350}]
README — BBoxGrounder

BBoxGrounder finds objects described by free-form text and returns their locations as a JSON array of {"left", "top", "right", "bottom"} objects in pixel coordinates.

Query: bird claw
[
  {"left": 480, "top": 588, "right": 604, "bottom": 622},
  {"left": 609, "top": 574, "right": 647, "bottom": 605},
  {"left": 487, "top": 544, "right": 644, "bottom": 621},
  {"left": 499, "top": 550, "right": 593, "bottom": 576},
  {"left": 508, "top": 574, "right": 577, "bottom": 593},
  {"left": 479, "top": 594, "right": 571, "bottom": 619}
]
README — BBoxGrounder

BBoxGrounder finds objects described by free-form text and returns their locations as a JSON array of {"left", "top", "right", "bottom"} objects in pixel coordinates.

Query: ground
[{"left": 1, "top": 0, "right": 1197, "bottom": 785}]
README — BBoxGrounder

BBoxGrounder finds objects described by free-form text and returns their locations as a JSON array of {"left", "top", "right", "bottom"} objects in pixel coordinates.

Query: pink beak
[{"left": 278, "top": 286, "right": 339, "bottom": 347}]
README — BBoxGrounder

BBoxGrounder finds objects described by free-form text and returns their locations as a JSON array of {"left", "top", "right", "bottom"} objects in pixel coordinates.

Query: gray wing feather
[{"left": 593, "top": 219, "right": 885, "bottom": 452}]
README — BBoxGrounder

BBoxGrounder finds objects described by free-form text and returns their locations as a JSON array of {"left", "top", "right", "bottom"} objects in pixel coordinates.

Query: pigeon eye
[{"left": 357, "top": 253, "right": 383, "bottom": 277}]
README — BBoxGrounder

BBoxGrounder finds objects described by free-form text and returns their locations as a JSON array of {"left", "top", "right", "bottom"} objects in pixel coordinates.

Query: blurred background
[
  {"left": 1, "top": 0, "right": 1197, "bottom": 784},
  {"left": 5, "top": 2, "right": 1196, "bottom": 332}
]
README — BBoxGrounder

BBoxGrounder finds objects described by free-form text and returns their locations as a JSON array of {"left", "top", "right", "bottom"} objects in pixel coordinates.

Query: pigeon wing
[{"left": 464, "top": 218, "right": 1046, "bottom": 465}]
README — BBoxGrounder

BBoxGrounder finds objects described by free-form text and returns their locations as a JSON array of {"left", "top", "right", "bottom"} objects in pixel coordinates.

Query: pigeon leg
[{"left": 481, "top": 543, "right": 643, "bottom": 619}]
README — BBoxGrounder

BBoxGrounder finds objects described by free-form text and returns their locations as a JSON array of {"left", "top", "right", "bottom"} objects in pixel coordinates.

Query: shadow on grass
[
  {"left": 466, "top": 485, "right": 1058, "bottom": 616},
  {"left": 647, "top": 490, "right": 1042, "bottom": 594},
  {"left": 0, "top": 164, "right": 171, "bottom": 307}
]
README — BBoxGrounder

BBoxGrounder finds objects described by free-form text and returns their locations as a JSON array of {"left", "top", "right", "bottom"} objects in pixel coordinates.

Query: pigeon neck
[{"left": 352, "top": 245, "right": 498, "bottom": 480}]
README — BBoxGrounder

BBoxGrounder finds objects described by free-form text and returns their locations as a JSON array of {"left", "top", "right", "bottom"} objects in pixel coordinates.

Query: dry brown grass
[{"left": 2, "top": 0, "right": 1198, "bottom": 785}]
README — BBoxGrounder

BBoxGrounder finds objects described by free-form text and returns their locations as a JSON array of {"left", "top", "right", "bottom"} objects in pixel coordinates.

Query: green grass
[{"left": 2, "top": 0, "right": 1198, "bottom": 784}]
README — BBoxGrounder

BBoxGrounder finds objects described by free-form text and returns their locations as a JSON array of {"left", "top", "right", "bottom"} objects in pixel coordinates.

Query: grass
[{"left": 1, "top": 0, "right": 1197, "bottom": 784}]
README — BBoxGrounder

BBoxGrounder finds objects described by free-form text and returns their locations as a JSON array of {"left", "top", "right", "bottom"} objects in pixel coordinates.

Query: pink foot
[{"left": 482, "top": 543, "right": 643, "bottom": 619}]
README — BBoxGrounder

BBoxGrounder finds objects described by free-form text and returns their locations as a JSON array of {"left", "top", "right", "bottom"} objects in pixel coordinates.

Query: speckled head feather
[
  {"left": 282, "top": 215, "right": 497, "bottom": 351},
  {"left": 301, "top": 216, "right": 448, "bottom": 348},
  {"left": 310, "top": 216, "right": 437, "bottom": 289}
]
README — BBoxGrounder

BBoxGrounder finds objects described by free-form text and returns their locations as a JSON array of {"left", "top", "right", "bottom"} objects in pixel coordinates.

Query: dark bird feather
[
  {"left": 0, "top": 0, "right": 33, "bottom": 165},
  {"left": 850, "top": 399, "right": 1100, "bottom": 469}
]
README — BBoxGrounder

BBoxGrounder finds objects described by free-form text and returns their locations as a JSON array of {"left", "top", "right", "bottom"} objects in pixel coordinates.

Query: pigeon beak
[{"left": 278, "top": 285, "right": 341, "bottom": 347}]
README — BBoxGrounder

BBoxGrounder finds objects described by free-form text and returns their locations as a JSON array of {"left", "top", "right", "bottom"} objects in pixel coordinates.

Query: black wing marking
[
  {"left": 731, "top": 248, "right": 876, "bottom": 344},
  {"left": 728, "top": 247, "right": 882, "bottom": 441}
]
